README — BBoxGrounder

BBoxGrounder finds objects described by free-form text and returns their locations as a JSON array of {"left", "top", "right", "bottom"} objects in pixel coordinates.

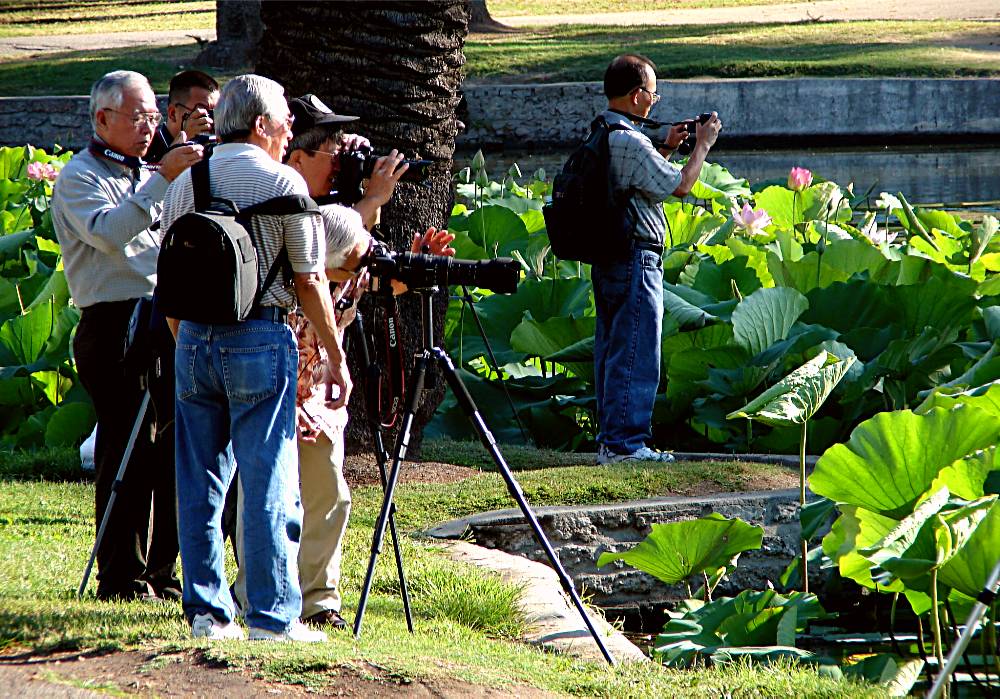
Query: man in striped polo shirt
[{"left": 160, "top": 74, "right": 346, "bottom": 643}]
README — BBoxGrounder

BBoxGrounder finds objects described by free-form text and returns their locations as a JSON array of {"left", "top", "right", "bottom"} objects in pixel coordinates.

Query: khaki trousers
[{"left": 234, "top": 431, "right": 352, "bottom": 617}]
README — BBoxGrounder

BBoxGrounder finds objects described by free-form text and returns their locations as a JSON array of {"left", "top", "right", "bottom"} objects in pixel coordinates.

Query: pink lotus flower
[
  {"left": 787, "top": 167, "right": 813, "bottom": 191},
  {"left": 731, "top": 202, "right": 772, "bottom": 236},
  {"left": 27, "top": 161, "right": 58, "bottom": 182}
]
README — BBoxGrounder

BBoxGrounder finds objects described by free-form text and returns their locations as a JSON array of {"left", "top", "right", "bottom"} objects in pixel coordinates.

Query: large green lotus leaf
[
  {"left": 934, "top": 495, "right": 997, "bottom": 568},
  {"left": 43, "top": 305, "right": 79, "bottom": 365},
  {"left": 25, "top": 269, "right": 69, "bottom": 311},
  {"left": 724, "top": 236, "right": 775, "bottom": 287},
  {"left": 462, "top": 205, "right": 530, "bottom": 258},
  {"left": 596, "top": 512, "right": 763, "bottom": 584},
  {"left": 663, "top": 201, "right": 726, "bottom": 248},
  {"left": 727, "top": 351, "right": 854, "bottom": 427},
  {"left": 859, "top": 487, "right": 949, "bottom": 583},
  {"left": 766, "top": 241, "right": 891, "bottom": 294},
  {"left": 802, "top": 280, "right": 896, "bottom": 334},
  {"left": 457, "top": 277, "right": 592, "bottom": 367},
  {"left": 548, "top": 335, "right": 594, "bottom": 363},
  {"left": 822, "top": 507, "right": 905, "bottom": 592},
  {"left": 30, "top": 369, "right": 72, "bottom": 406},
  {"left": 0, "top": 230, "right": 34, "bottom": 262},
  {"left": 842, "top": 655, "right": 924, "bottom": 697},
  {"left": 44, "top": 401, "right": 96, "bottom": 447},
  {"left": 731, "top": 286, "right": 808, "bottom": 356},
  {"left": 689, "top": 255, "right": 764, "bottom": 302},
  {"left": 810, "top": 405, "right": 1000, "bottom": 517},
  {"left": 931, "top": 447, "right": 997, "bottom": 500},
  {"left": 938, "top": 500, "right": 1000, "bottom": 598},
  {"left": 916, "top": 380, "right": 1000, "bottom": 420},
  {"left": 0, "top": 375, "right": 34, "bottom": 406},
  {"left": 892, "top": 275, "right": 977, "bottom": 341},
  {"left": 0, "top": 146, "right": 25, "bottom": 179},
  {"left": 0, "top": 276, "right": 20, "bottom": 323},
  {"left": 666, "top": 345, "right": 749, "bottom": 404},
  {"left": 0, "top": 300, "right": 54, "bottom": 366},
  {"left": 663, "top": 285, "right": 719, "bottom": 329},
  {"left": 688, "top": 161, "right": 750, "bottom": 202},
  {"left": 510, "top": 314, "right": 595, "bottom": 382}
]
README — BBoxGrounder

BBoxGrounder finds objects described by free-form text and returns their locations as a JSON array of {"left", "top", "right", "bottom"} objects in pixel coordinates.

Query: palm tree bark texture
[{"left": 256, "top": 1, "right": 469, "bottom": 455}]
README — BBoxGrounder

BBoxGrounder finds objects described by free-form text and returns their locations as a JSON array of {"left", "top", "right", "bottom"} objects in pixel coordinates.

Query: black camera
[
  {"left": 335, "top": 145, "right": 433, "bottom": 205},
  {"left": 637, "top": 112, "right": 718, "bottom": 156},
  {"left": 362, "top": 240, "right": 520, "bottom": 294}
]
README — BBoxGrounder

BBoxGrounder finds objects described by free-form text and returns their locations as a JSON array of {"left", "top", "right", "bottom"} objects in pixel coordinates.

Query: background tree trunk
[
  {"left": 468, "top": 0, "right": 511, "bottom": 32},
  {"left": 196, "top": 0, "right": 263, "bottom": 69},
  {"left": 257, "top": 0, "right": 469, "bottom": 455}
]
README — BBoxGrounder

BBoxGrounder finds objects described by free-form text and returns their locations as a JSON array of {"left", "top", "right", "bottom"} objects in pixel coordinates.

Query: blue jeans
[
  {"left": 592, "top": 246, "right": 664, "bottom": 455},
  {"left": 174, "top": 319, "right": 302, "bottom": 632}
]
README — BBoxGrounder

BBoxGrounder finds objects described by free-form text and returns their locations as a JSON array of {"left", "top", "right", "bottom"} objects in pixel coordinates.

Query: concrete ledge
[
  {"left": 445, "top": 540, "right": 648, "bottom": 664},
  {"left": 4, "top": 78, "right": 999, "bottom": 151}
]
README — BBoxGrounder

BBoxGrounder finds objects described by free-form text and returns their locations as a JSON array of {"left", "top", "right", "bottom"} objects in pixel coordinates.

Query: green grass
[
  {"left": 0, "top": 44, "right": 235, "bottom": 97},
  {"left": 490, "top": 0, "right": 805, "bottom": 15},
  {"left": 466, "top": 20, "right": 1000, "bottom": 82},
  {"left": 0, "top": 1, "right": 214, "bottom": 37},
  {"left": 0, "top": 445, "right": 880, "bottom": 697}
]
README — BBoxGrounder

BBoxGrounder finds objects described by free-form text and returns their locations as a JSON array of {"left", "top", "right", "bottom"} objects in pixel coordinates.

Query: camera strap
[
  {"left": 88, "top": 139, "right": 156, "bottom": 179},
  {"left": 370, "top": 295, "right": 406, "bottom": 429}
]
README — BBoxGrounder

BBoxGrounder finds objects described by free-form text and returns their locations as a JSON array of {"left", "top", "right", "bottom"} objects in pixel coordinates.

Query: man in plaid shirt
[{"left": 594, "top": 54, "right": 721, "bottom": 464}]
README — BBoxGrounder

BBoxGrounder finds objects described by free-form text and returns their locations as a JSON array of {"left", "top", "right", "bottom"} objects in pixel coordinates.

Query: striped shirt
[
  {"left": 603, "top": 110, "right": 682, "bottom": 247},
  {"left": 51, "top": 142, "right": 167, "bottom": 308},
  {"left": 159, "top": 143, "right": 325, "bottom": 308}
]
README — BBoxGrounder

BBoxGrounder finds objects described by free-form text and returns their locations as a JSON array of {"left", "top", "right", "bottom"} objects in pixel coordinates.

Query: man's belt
[
  {"left": 247, "top": 306, "right": 289, "bottom": 323},
  {"left": 633, "top": 240, "right": 664, "bottom": 256}
]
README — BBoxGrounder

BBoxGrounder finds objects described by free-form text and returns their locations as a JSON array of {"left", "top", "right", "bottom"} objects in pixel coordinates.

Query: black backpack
[
  {"left": 542, "top": 115, "right": 635, "bottom": 265},
  {"left": 156, "top": 153, "right": 318, "bottom": 324}
]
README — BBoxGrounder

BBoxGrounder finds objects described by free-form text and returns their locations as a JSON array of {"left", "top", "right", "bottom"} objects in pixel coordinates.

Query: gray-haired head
[
  {"left": 89, "top": 70, "right": 152, "bottom": 132},
  {"left": 320, "top": 204, "right": 371, "bottom": 270},
  {"left": 215, "top": 74, "right": 288, "bottom": 141}
]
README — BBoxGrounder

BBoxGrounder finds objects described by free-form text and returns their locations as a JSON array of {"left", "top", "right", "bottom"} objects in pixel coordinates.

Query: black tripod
[
  {"left": 352, "top": 287, "right": 616, "bottom": 666},
  {"left": 348, "top": 306, "right": 414, "bottom": 632}
]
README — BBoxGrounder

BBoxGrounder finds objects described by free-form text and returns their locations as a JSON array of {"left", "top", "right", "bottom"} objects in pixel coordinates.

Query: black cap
[{"left": 289, "top": 94, "right": 359, "bottom": 136}]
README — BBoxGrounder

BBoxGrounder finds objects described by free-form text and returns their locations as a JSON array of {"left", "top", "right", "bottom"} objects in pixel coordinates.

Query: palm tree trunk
[{"left": 257, "top": 0, "right": 469, "bottom": 455}]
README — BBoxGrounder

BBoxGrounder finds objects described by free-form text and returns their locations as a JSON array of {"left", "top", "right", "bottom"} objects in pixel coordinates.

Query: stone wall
[
  {"left": 426, "top": 488, "right": 809, "bottom": 619},
  {"left": 4, "top": 78, "right": 999, "bottom": 152}
]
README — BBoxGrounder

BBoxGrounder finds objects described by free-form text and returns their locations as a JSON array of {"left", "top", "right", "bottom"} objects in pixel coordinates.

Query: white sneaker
[
  {"left": 191, "top": 612, "right": 245, "bottom": 640},
  {"left": 248, "top": 619, "right": 328, "bottom": 643},
  {"left": 596, "top": 445, "right": 675, "bottom": 465}
]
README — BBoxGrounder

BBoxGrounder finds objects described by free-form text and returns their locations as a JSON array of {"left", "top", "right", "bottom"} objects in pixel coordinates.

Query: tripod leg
[
  {"left": 78, "top": 391, "right": 151, "bottom": 598},
  {"left": 433, "top": 348, "right": 617, "bottom": 666},
  {"left": 352, "top": 314, "right": 414, "bottom": 632},
  {"left": 353, "top": 353, "right": 428, "bottom": 639}
]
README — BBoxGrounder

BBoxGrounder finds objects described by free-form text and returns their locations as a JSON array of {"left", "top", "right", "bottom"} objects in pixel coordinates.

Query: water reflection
[{"left": 459, "top": 145, "right": 1000, "bottom": 208}]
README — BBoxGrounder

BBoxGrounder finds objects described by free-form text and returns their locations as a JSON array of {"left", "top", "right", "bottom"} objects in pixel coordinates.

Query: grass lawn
[
  {"left": 0, "top": 19, "right": 994, "bottom": 97},
  {"left": 0, "top": 444, "right": 881, "bottom": 697},
  {"left": 0, "top": 1, "right": 214, "bottom": 38},
  {"left": 466, "top": 20, "right": 1000, "bottom": 82}
]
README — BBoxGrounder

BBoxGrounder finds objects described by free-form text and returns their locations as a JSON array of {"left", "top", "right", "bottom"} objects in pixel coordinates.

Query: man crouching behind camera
[
  {"left": 159, "top": 74, "right": 348, "bottom": 643},
  {"left": 253, "top": 93, "right": 454, "bottom": 630}
]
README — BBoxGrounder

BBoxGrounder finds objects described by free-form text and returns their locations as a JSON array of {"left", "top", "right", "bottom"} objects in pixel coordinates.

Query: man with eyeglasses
[
  {"left": 593, "top": 54, "right": 721, "bottom": 465},
  {"left": 51, "top": 70, "right": 203, "bottom": 601},
  {"left": 145, "top": 70, "right": 219, "bottom": 164},
  {"left": 159, "top": 74, "right": 349, "bottom": 643}
]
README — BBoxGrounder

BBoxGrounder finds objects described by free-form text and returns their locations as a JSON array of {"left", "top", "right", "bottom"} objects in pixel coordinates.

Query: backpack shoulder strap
[{"left": 191, "top": 151, "right": 212, "bottom": 212}]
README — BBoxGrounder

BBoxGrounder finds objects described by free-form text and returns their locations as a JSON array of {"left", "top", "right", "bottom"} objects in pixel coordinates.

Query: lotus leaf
[
  {"left": 938, "top": 500, "right": 1000, "bottom": 598},
  {"left": 810, "top": 405, "right": 1000, "bottom": 517},
  {"left": 596, "top": 512, "right": 763, "bottom": 585},
  {"left": 731, "top": 286, "right": 808, "bottom": 356}
]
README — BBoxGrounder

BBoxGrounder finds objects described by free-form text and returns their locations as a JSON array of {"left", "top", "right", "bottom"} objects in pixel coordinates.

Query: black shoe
[{"left": 304, "top": 609, "right": 348, "bottom": 630}]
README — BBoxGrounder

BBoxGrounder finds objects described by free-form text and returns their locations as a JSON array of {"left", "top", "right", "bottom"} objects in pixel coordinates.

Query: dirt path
[
  {"left": 0, "top": 647, "right": 555, "bottom": 698},
  {"left": 0, "top": 0, "right": 996, "bottom": 59}
]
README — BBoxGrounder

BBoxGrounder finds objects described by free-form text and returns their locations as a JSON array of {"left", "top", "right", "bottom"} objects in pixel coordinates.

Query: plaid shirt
[
  {"left": 290, "top": 274, "right": 367, "bottom": 442},
  {"left": 603, "top": 110, "right": 683, "bottom": 247}
]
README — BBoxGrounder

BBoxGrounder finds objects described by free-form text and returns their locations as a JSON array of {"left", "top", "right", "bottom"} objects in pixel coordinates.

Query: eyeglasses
[
  {"left": 305, "top": 148, "right": 341, "bottom": 159},
  {"left": 174, "top": 101, "right": 214, "bottom": 114},
  {"left": 105, "top": 109, "right": 162, "bottom": 128},
  {"left": 636, "top": 86, "right": 661, "bottom": 104}
]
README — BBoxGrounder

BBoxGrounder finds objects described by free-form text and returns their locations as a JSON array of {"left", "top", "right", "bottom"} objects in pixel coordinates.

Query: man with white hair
[
  {"left": 51, "top": 70, "right": 202, "bottom": 601},
  {"left": 160, "top": 74, "right": 346, "bottom": 643}
]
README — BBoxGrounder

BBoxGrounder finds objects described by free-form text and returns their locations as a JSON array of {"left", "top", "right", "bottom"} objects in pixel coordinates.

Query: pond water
[{"left": 458, "top": 145, "right": 1000, "bottom": 211}]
